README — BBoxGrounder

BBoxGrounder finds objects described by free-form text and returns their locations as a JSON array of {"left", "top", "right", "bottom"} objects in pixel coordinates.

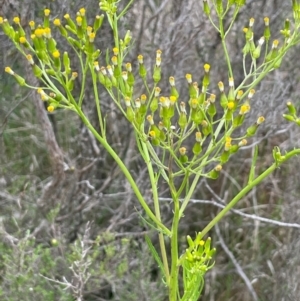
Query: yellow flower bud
[
  {"left": 5, "top": 66, "right": 14, "bottom": 75},
  {"left": 13, "top": 16, "right": 20, "bottom": 24},
  {"left": 44, "top": 9, "right": 51, "bottom": 16},
  {"left": 79, "top": 8, "right": 86, "bottom": 16},
  {"left": 186, "top": 73, "right": 192, "bottom": 84},
  {"left": 52, "top": 50, "right": 60, "bottom": 58},
  {"left": 53, "top": 19, "right": 61, "bottom": 26},
  {"left": 19, "top": 36, "right": 26, "bottom": 44},
  {"left": 47, "top": 105, "right": 55, "bottom": 112},
  {"left": 113, "top": 47, "right": 119, "bottom": 55},
  {"left": 29, "top": 20, "right": 35, "bottom": 29}
]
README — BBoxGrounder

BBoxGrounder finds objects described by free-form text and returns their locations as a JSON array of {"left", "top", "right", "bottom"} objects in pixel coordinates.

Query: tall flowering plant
[{"left": 2, "top": 0, "right": 300, "bottom": 300}]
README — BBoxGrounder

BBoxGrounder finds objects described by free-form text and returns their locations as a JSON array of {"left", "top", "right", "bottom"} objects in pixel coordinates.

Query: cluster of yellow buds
[
  {"left": 181, "top": 233, "right": 215, "bottom": 296},
  {"left": 283, "top": 101, "right": 300, "bottom": 126},
  {"left": 0, "top": 7, "right": 107, "bottom": 112},
  {"left": 241, "top": 15, "right": 294, "bottom": 69},
  {"left": 113, "top": 48, "right": 265, "bottom": 177},
  {"left": 99, "top": 0, "right": 118, "bottom": 14},
  {"left": 1, "top": 6, "right": 266, "bottom": 174}
]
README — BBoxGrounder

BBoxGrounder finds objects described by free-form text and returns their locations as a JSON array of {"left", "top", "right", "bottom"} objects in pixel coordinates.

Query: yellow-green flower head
[
  {"left": 191, "top": 98, "right": 198, "bottom": 109},
  {"left": 158, "top": 121, "right": 164, "bottom": 130},
  {"left": 195, "top": 131, "right": 202, "bottom": 142},
  {"left": 147, "top": 115, "right": 154, "bottom": 125},
  {"left": 239, "top": 104, "right": 250, "bottom": 115},
  {"left": 215, "top": 164, "right": 222, "bottom": 172},
  {"left": 64, "top": 14, "right": 70, "bottom": 19},
  {"left": 149, "top": 130, "right": 156, "bottom": 138},
  {"left": 227, "top": 101, "right": 234, "bottom": 110},
  {"left": 238, "top": 139, "right": 247, "bottom": 147},
  {"left": 225, "top": 136, "right": 232, "bottom": 144},
  {"left": 243, "top": 27, "right": 248, "bottom": 34},
  {"left": 106, "top": 65, "right": 113, "bottom": 76},
  {"left": 125, "top": 63, "right": 132, "bottom": 72},
  {"left": 76, "top": 16, "right": 82, "bottom": 26},
  {"left": 26, "top": 54, "right": 34, "bottom": 65},
  {"left": 100, "top": 66, "right": 107, "bottom": 75},
  {"left": 29, "top": 20, "right": 35, "bottom": 29},
  {"left": 225, "top": 141, "right": 231, "bottom": 151},
  {"left": 111, "top": 56, "right": 118, "bottom": 66},
  {"left": 248, "top": 89, "right": 255, "bottom": 99},
  {"left": 236, "top": 90, "right": 243, "bottom": 100},
  {"left": 86, "top": 26, "right": 93, "bottom": 35},
  {"left": 204, "top": 63, "right": 210, "bottom": 73},
  {"left": 0, "top": 17, "right": 3, "bottom": 24},
  {"left": 180, "top": 101, "right": 186, "bottom": 113},
  {"left": 52, "top": 50, "right": 60, "bottom": 58},
  {"left": 202, "top": 120, "right": 208, "bottom": 128},
  {"left": 71, "top": 72, "right": 78, "bottom": 80},
  {"left": 159, "top": 96, "right": 168, "bottom": 108},
  {"left": 264, "top": 17, "right": 269, "bottom": 26},
  {"left": 113, "top": 47, "right": 119, "bottom": 55},
  {"left": 13, "top": 16, "right": 20, "bottom": 24},
  {"left": 19, "top": 36, "right": 26, "bottom": 44},
  {"left": 44, "top": 9, "right": 51, "bottom": 16},
  {"left": 53, "top": 19, "right": 61, "bottom": 26},
  {"left": 47, "top": 105, "right": 55, "bottom": 112},
  {"left": 179, "top": 147, "right": 187, "bottom": 156},
  {"left": 185, "top": 73, "right": 192, "bottom": 84},
  {"left": 135, "top": 98, "right": 141, "bottom": 108},
  {"left": 169, "top": 76, "right": 175, "bottom": 86},
  {"left": 122, "top": 71, "right": 128, "bottom": 81},
  {"left": 38, "top": 91, "right": 50, "bottom": 101},
  {"left": 5, "top": 67, "right": 14, "bottom": 75},
  {"left": 79, "top": 8, "right": 86, "bottom": 16},
  {"left": 272, "top": 39, "right": 279, "bottom": 49},
  {"left": 34, "top": 28, "right": 44, "bottom": 38},
  {"left": 169, "top": 95, "right": 176, "bottom": 105},
  {"left": 137, "top": 54, "right": 143, "bottom": 64},
  {"left": 218, "top": 81, "right": 224, "bottom": 92},
  {"left": 124, "top": 97, "right": 131, "bottom": 107},
  {"left": 249, "top": 17, "right": 255, "bottom": 27},
  {"left": 89, "top": 32, "right": 96, "bottom": 42},
  {"left": 154, "top": 87, "right": 161, "bottom": 97},
  {"left": 44, "top": 27, "right": 51, "bottom": 38},
  {"left": 209, "top": 93, "right": 216, "bottom": 103},
  {"left": 257, "top": 116, "right": 265, "bottom": 125},
  {"left": 156, "top": 57, "right": 161, "bottom": 67},
  {"left": 93, "top": 61, "right": 100, "bottom": 71},
  {"left": 141, "top": 94, "right": 147, "bottom": 104},
  {"left": 156, "top": 49, "right": 162, "bottom": 59}
]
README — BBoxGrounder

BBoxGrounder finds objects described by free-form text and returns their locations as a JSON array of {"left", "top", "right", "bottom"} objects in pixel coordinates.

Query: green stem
[
  {"left": 169, "top": 191, "right": 180, "bottom": 301},
  {"left": 90, "top": 64, "right": 106, "bottom": 138},
  {"left": 76, "top": 107, "right": 171, "bottom": 236},
  {"left": 199, "top": 148, "right": 300, "bottom": 239},
  {"left": 219, "top": 18, "right": 233, "bottom": 78},
  {"left": 141, "top": 139, "right": 170, "bottom": 282}
]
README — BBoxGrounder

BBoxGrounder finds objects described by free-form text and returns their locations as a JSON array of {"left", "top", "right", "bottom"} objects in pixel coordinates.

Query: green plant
[
  {"left": 2, "top": 0, "right": 300, "bottom": 300},
  {"left": 0, "top": 231, "right": 73, "bottom": 301}
]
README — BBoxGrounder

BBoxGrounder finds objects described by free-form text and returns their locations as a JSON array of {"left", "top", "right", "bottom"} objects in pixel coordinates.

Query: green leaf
[{"left": 145, "top": 235, "right": 165, "bottom": 278}]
